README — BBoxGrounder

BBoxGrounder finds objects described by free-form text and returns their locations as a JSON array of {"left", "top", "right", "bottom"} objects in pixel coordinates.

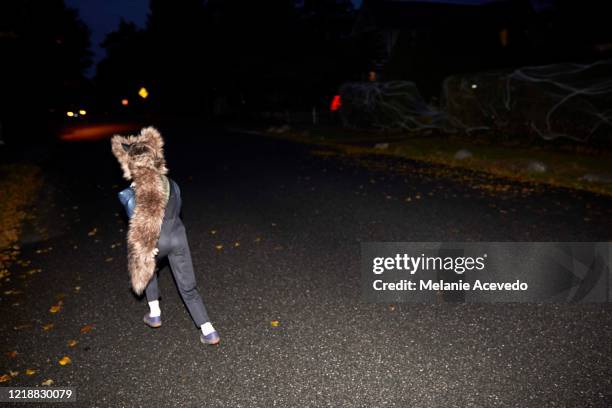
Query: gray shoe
[
  {"left": 200, "top": 331, "right": 220, "bottom": 345},
  {"left": 143, "top": 313, "right": 162, "bottom": 328}
]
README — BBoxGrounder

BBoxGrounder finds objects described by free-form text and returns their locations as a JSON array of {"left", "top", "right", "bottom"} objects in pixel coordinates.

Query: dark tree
[
  {"left": 96, "top": 20, "right": 149, "bottom": 111},
  {"left": 95, "top": 0, "right": 368, "bottom": 118},
  {"left": 0, "top": 0, "right": 91, "bottom": 138}
]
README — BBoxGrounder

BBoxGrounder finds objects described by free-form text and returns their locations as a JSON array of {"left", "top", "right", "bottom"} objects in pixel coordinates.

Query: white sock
[
  {"left": 148, "top": 300, "right": 161, "bottom": 317},
  {"left": 201, "top": 322, "right": 216, "bottom": 336}
]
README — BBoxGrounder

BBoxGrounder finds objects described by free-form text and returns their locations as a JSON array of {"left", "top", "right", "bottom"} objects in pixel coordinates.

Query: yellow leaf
[
  {"left": 67, "top": 340, "right": 78, "bottom": 348},
  {"left": 270, "top": 320, "right": 280, "bottom": 327},
  {"left": 41, "top": 379, "right": 54, "bottom": 386},
  {"left": 42, "top": 323, "right": 54, "bottom": 331},
  {"left": 0, "top": 374, "right": 11, "bottom": 383},
  {"left": 80, "top": 324, "right": 93, "bottom": 334},
  {"left": 58, "top": 356, "right": 71, "bottom": 366},
  {"left": 49, "top": 304, "right": 61, "bottom": 314},
  {"left": 26, "top": 369, "right": 37, "bottom": 376}
]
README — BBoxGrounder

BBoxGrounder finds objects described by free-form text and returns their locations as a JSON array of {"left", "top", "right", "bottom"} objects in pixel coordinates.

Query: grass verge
[
  {"left": 265, "top": 126, "right": 612, "bottom": 197},
  {"left": 0, "top": 164, "right": 43, "bottom": 274}
]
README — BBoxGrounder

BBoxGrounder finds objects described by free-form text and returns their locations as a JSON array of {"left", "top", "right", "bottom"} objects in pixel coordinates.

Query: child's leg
[
  {"left": 167, "top": 228, "right": 214, "bottom": 334},
  {"left": 144, "top": 272, "right": 161, "bottom": 317}
]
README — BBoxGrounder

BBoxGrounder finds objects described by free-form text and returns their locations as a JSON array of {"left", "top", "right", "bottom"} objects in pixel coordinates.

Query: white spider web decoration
[{"left": 340, "top": 59, "right": 612, "bottom": 143}]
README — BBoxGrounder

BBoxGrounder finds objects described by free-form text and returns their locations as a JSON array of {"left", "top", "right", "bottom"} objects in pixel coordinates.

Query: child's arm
[{"left": 118, "top": 187, "right": 136, "bottom": 219}]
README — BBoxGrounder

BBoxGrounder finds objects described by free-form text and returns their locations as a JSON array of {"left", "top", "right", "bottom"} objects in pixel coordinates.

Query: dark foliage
[
  {"left": 95, "top": 0, "right": 370, "bottom": 117},
  {"left": 0, "top": 0, "right": 91, "bottom": 138}
]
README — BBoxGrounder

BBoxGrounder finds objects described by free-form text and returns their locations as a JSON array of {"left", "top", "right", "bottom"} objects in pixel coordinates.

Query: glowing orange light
[
  {"left": 330, "top": 95, "right": 342, "bottom": 112},
  {"left": 121, "top": 99, "right": 129, "bottom": 106}
]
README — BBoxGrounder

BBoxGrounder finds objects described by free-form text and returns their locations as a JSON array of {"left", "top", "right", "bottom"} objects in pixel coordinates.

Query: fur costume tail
[{"left": 111, "top": 127, "right": 168, "bottom": 295}]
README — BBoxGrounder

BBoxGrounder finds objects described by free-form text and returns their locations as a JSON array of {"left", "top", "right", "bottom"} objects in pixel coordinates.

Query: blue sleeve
[{"left": 118, "top": 187, "right": 136, "bottom": 219}]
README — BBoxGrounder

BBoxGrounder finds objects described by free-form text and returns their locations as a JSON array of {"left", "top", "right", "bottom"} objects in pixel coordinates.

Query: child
[{"left": 111, "top": 127, "right": 219, "bottom": 345}]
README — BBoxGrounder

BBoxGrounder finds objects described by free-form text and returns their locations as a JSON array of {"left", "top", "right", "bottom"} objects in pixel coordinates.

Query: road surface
[{"left": 1, "top": 125, "right": 611, "bottom": 407}]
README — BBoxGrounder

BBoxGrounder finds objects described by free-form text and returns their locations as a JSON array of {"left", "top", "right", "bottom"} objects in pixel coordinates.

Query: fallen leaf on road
[
  {"left": 67, "top": 340, "right": 78, "bottom": 348},
  {"left": 26, "top": 369, "right": 37, "bottom": 376},
  {"left": 14, "top": 324, "right": 32, "bottom": 331},
  {"left": 6, "top": 351, "right": 17, "bottom": 358},
  {"left": 42, "top": 323, "right": 54, "bottom": 331},
  {"left": 210, "top": 230, "right": 217, "bottom": 235},
  {"left": 58, "top": 356, "right": 71, "bottom": 366},
  {"left": 255, "top": 237, "right": 261, "bottom": 243},
  {"left": 0, "top": 374, "right": 11, "bottom": 383},
  {"left": 270, "top": 320, "right": 280, "bottom": 327},
  {"left": 215, "top": 245, "right": 223, "bottom": 251},
  {"left": 80, "top": 324, "right": 93, "bottom": 334},
  {"left": 74, "top": 286, "right": 81, "bottom": 292},
  {"left": 41, "top": 379, "right": 54, "bottom": 386},
  {"left": 49, "top": 303, "right": 62, "bottom": 314},
  {"left": 9, "top": 370, "right": 18, "bottom": 377},
  {"left": 388, "top": 304, "right": 396, "bottom": 312},
  {"left": 105, "top": 257, "right": 113, "bottom": 262},
  {"left": 234, "top": 242, "right": 240, "bottom": 248},
  {"left": 87, "top": 228, "right": 97, "bottom": 237}
]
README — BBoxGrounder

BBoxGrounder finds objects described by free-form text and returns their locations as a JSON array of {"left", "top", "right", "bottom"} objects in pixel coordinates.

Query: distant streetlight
[
  {"left": 79, "top": 109, "right": 87, "bottom": 115},
  {"left": 121, "top": 99, "right": 129, "bottom": 106},
  {"left": 66, "top": 111, "right": 74, "bottom": 117},
  {"left": 138, "top": 87, "right": 149, "bottom": 99}
]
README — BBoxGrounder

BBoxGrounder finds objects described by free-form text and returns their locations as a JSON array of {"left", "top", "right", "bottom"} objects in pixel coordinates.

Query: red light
[
  {"left": 121, "top": 99, "right": 129, "bottom": 106},
  {"left": 330, "top": 95, "right": 342, "bottom": 112}
]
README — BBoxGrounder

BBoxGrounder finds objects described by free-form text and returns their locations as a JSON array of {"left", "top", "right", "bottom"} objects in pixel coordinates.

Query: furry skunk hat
[{"left": 111, "top": 127, "right": 168, "bottom": 294}]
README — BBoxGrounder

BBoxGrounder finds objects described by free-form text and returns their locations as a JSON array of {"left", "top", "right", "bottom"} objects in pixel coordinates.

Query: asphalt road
[{"left": 1, "top": 125, "right": 611, "bottom": 407}]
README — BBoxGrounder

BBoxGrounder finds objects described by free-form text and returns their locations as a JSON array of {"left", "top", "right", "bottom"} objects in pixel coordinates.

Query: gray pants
[{"left": 144, "top": 219, "right": 210, "bottom": 327}]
